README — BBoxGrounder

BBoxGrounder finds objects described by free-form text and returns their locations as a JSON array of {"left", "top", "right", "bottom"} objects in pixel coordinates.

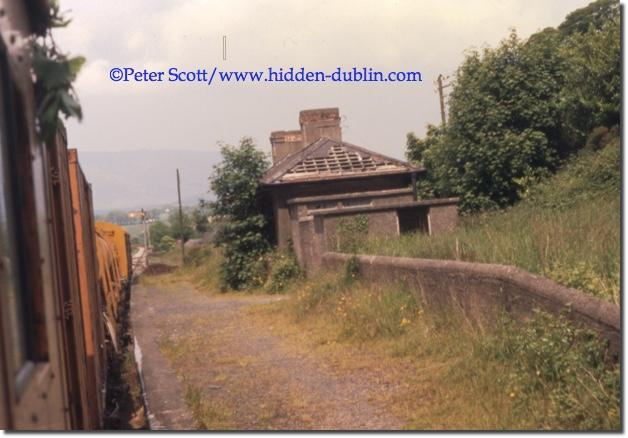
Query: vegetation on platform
[
  {"left": 273, "top": 270, "right": 620, "bottom": 429},
  {"left": 355, "top": 136, "right": 620, "bottom": 302}
]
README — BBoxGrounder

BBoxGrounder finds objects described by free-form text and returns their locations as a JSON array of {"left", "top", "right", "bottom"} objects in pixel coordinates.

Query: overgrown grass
[
  {"left": 354, "top": 138, "right": 620, "bottom": 302},
  {"left": 159, "top": 333, "right": 233, "bottom": 430},
  {"left": 285, "top": 271, "right": 620, "bottom": 430},
  {"left": 183, "top": 381, "right": 233, "bottom": 429},
  {"left": 161, "top": 243, "right": 303, "bottom": 295}
]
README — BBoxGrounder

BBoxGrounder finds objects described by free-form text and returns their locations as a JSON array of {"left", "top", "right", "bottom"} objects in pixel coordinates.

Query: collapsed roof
[{"left": 261, "top": 137, "right": 423, "bottom": 185}]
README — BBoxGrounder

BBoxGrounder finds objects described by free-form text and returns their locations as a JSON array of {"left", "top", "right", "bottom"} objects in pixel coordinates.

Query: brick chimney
[
  {"left": 269, "top": 108, "right": 342, "bottom": 163},
  {"left": 269, "top": 130, "right": 303, "bottom": 163},
  {"left": 299, "top": 108, "right": 341, "bottom": 146}
]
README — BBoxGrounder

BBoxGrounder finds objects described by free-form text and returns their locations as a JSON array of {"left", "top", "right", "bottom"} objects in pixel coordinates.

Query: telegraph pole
[
  {"left": 176, "top": 169, "right": 185, "bottom": 265},
  {"left": 141, "top": 208, "right": 149, "bottom": 265},
  {"left": 436, "top": 74, "right": 451, "bottom": 126}
]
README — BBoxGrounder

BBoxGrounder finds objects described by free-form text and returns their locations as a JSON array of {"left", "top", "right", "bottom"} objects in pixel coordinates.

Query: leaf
[
  {"left": 67, "top": 56, "right": 85, "bottom": 78},
  {"left": 59, "top": 90, "right": 82, "bottom": 120}
]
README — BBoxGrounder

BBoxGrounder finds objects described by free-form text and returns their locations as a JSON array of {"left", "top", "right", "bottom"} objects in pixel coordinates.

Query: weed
[
  {"left": 183, "top": 382, "right": 232, "bottom": 429},
  {"left": 344, "top": 255, "right": 360, "bottom": 282},
  {"left": 475, "top": 311, "right": 620, "bottom": 429},
  {"left": 264, "top": 246, "right": 303, "bottom": 293},
  {"left": 284, "top": 271, "right": 619, "bottom": 429},
  {"left": 334, "top": 214, "right": 369, "bottom": 253}
]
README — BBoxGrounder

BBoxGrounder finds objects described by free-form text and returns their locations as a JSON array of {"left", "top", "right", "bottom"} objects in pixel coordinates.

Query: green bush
[
  {"left": 265, "top": 248, "right": 303, "bottom": 293},
  {"left": 210, "top": 138, "right": 270, "bottom": 290},
  {"left": 158, "top": 235, "right": 176, "bottom": 252},
  {"left": 477, "top": 311, "right": 620, "bottom": 429}
]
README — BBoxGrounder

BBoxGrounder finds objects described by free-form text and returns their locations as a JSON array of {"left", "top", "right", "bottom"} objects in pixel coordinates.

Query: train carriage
[
  {"left": 0, "top": 0, "right": 72, "bottom": 429},
  {"left": 0, "top": 0, "right": 134, "bottom": 430}
]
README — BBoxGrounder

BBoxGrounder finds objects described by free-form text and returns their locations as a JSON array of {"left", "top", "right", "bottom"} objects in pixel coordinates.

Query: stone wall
[
  {"left": 322, "top": 252, "right": 621, "bottom": 354},
  {"left": 291, "top": 198, "right": 459, "bottom": 271}
]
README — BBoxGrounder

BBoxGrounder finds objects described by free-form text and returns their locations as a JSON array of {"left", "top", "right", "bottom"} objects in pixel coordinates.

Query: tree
[
  {"left": 439, "top": 30, "right": 564, "bottom": 211},
  {"left": 558, "top": 0, "right": 619, "bottom": 37},
  {"left": 210, "top": 138, "right": 270, "bottom": 290},
  {"left": 149, "top": 220, "right": 170, "bottom": 250},
  {"left": 168, "top": 210, "right": 194, "bottom": 243},
  {"left": 404, "top": 1, "right": 620, "bottom": 214},
  {"left": 406, "top": 125, "right": 454, "bottom": 200},
  {"left": 192, "top": 201, "right": 211, "bottom": 234},
  {"left": 560, "top": 15, "right": 620, "bottom": 146}
]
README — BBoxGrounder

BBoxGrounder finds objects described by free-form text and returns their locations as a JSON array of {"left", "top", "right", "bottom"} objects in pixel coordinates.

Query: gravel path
[{"left": 131, "top": 281, "right": 405, "bottom": 430}]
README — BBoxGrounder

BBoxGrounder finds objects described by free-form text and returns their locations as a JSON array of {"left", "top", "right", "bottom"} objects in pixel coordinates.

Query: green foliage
[
  {"left": 293, "top": 275, "right": 417, "bottom": 341},
  {"left": 524, "top": 135, "right": 620, "bottom": 210},
  {"left": 158, "top": 235, "right": 176, "bottom": 252},
  {"left": 442, "top": 30, "right": 564, "bottom": 211},
  {"left": 264, "top": 247, "right": 303, "bottom": 293},
  {"left": 210, "top": 138, "right": 270, "bottom": 290},
  {"left": 344, "top": 255, "right": 360, "bottom": 282},
  {"left": 183, "top": 243, "right": 213, "bottom": 267},
  {"left": 558, "top": 0, "right": 619, "bottom": 37},
  {"left": 406, "top": 125, "right": 453, "bottom": 199},
  {"left": 337, "top": 284, "right": 417, "bottom": 341},
  {"left": 478, "top": 311, "right": 619, "bottom": 429},
  {"left": 33, "top": 1, "right": 84, "bottom": 142},
  {"left": 192, "top": 201, "right": 211, "bottom": 233},
  {"left": 333, "top": 214, "right": 369, "bottom": 252},
  {"left": 292, "top": 279, "right": 339, "bottom": 320},
  {"left": 407, "top": 1, "right": 620, "bottom": 213},
  {"left": 168, "top": 210, "right": 195, "bottom": 243},
  {"left": 560, "top": 15, "right": 620, "bottom": 146},
  {"left": 289, "top": 271, "right": 619, "bottom": 429},
  {"left": 355, "top": 136, "right": 620, "bottom": 302},
  {"left": 149, "top": 221, "right": 170, "bottom": 249}
]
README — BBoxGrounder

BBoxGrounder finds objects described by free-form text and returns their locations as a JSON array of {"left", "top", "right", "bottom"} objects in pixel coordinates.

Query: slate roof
[{"left": 261, "top": 137, "right": 423, "bottom": 185}]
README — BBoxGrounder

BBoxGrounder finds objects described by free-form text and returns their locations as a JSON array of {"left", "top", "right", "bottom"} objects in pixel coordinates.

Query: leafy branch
[{"left": 32, "top": 0, "right": 85, "bottom": 142}]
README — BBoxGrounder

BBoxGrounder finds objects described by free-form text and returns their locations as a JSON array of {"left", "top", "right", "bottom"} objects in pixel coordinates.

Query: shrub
[
  {"left": 265, "top": 248, "right": 303, "bottom": 293},
  {"left": 478, "top": 311, "right": 620, "bottom": 429},
  {"left": 158, "top": 235, "right": 176, "bottom": 252},
  {"left": 210, "top": 138, "right": 270, "bottom": 290}
]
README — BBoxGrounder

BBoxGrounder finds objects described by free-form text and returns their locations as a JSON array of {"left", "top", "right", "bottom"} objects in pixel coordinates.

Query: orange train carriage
[{"left": 0, "top": 0, "right": 133, "bottom": 430}]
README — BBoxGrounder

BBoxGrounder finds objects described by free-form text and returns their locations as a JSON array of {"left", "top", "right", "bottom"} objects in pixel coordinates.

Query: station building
[{"left": 260, "top": 108, "right": 459, "bottom": 271}]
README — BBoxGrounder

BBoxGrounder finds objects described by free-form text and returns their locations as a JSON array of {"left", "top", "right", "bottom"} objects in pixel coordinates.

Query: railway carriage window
[
  {"left": 0, "top": 38, "right": 48, "bottom": 390},
  {"left": 0, "top": 167, "right": 27, "bottom": 375},
  {"left": 0, "top": 42, "right": 27, "bottom": 374}
]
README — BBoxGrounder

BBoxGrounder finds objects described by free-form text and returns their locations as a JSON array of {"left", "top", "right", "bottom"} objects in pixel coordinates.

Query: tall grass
[
  {"left": 355, "top": 139, "right": 620, "bottom": 302},
  {"left": 288, "top": 272, "right": 620, "bottom": 430}
]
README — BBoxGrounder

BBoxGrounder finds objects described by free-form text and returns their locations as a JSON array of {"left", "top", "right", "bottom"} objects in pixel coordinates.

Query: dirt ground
[{"left": 130, "top": 281, "right": 416, "bottom": 430}]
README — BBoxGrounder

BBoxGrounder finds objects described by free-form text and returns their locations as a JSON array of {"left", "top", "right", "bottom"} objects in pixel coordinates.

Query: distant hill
[{"left": 77, "top": 149, "right": 221, "bottom": 212}]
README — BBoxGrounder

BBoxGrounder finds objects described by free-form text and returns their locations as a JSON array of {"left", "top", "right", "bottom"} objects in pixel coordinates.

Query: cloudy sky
[{"left": 53, "top": 0, "right": 591, "bottom": 210}]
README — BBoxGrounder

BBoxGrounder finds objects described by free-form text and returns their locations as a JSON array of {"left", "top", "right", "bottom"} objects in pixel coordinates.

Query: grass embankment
[
  {"left": 351, "top": 138, "right": 620, "bottom": 302},
  {"left": 270, "top": 271, "right": 620, "bottom": 430}
]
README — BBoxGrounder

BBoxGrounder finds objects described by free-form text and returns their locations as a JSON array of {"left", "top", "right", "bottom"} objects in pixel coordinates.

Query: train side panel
[
  {"left": 68, "top": 149, "right": 105, "bottom": 429},
  {"left": 45, "top": 128, "right": 93, "bottom": 429}
]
